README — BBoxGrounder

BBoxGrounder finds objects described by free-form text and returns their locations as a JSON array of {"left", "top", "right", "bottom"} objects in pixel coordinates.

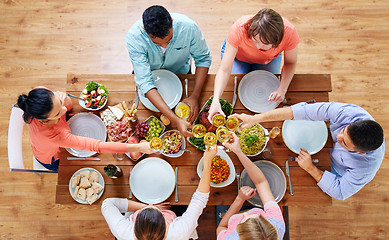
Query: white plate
[
  {"left": 66, "top": 113, "right": 107, "bottom": 157},
  {"left": 282, "top": 120, "right": 328, "bottom": 155},
  {"left": 79, "top": 83, "right": 108, "bottom": 111},
  {"left": 238, "top": 70, "right": 280, "bottom": 113},
  {"left": 130, "top": 157, "right": 175, "bottom": 204},
  {"left": 197, "top": 147, "right": 236, "bottom": 188},
  {"left": 138, "top": 69, "right": 183, "bottom": 112},
  {"left": 159, "top": 130, "right": 186, "bottom": 158},
  {"left": 68, "top": 167, "right": 105, "bottom": 204},
  {"left": 240, "top": 161, "right": 286, "bottom": 207},
  {"left": 237, "top": 123, "right": 270, "bottom": 157}
]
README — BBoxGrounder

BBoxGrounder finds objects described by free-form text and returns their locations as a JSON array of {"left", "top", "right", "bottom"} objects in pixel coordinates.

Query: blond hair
[{"left": 236, "top": 214, "right": 278, "bottom": 240}]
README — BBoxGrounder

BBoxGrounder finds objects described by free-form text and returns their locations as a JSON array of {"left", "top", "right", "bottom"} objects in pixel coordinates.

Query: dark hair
[
  {"left": 245, "top": 8, "right": 284, "bottom": 48},
  {"left": 142, "top": 5, "right": 172, "bottom": 39},
  {"left": 347, "top": 120, "right": 384, "bottom": 152},
  {"left": 17, "top": 88, "right": 54, "bottom": 123},
  {"left": 134, "top": 207, "right": 166, "bottom": 240}
]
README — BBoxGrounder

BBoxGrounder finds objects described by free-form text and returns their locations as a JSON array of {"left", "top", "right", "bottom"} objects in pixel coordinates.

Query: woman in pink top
[
  {"left": 17, "top": 87, "right": 154, "bottom": 171},
  {"left": 216, "top": 133, "right": 285, "bottom": 240},
  {"left": 209, "top": 8, "right": 300, "bottom": 121}
]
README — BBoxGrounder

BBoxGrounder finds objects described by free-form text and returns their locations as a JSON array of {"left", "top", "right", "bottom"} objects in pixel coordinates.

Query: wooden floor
[{"left": 1, "top": 0, "right": 388, "bottom": 239}]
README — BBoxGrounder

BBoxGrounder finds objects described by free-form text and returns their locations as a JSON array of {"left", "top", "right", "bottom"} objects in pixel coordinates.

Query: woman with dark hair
[
  {"left": 17, "top": 87, "right": 154, "bottom": 171},
  {"left": 101, "top": 145, "right": 217, "bottom": 240},
  {"left": 208, "top": 8, "right": 300, "bottom": 121},
  {"left": 216, "top": 133, "right": 285, "bottom": 240}
]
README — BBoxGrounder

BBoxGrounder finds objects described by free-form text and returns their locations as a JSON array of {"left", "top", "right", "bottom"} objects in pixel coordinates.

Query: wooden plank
[{"left": 56, "top": 184, "right": 331, "bottom": 206}]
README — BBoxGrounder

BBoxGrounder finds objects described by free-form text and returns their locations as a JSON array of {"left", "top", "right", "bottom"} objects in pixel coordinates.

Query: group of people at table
[{"left": 16, "top": 5, "right": 384, "bottom": 240}]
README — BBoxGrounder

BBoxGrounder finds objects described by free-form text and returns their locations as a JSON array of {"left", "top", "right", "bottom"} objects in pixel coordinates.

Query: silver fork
[
  {"left": 129, "top": 167, "right": 132, "bottom": 199},
  {"left": 235, "top": 170, "right": 241, "bottom": 194}
]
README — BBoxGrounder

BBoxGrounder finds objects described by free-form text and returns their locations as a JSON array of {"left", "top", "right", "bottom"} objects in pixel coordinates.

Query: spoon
[{"left": 67, "top": 93, "right": 86, "bottom": 102}]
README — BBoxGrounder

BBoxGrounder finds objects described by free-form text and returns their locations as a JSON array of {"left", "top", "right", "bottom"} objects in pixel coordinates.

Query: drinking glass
[
  {"left": 175, "top": 102, "right": 191, "bottom": 121},
  {"left": 203, "top": 132, "right": 217, "bottom": 146},
  {"left": 212, "top": 113, "right": 226, "bottom": 127},
  {"left": 112, "top": 153, "right": 124, "bottom": 160},
  {"left": 150, "top": 137, "right": 163, "bottom": 151},
  {"left": 225, "top": 117, "right": 239, "bottom": 132},
  {"left": 216, "top": 126, "right": 231, "bottom": 143},
  {"left": 192, "top": 124, "right": 206, "bottom": 138}
]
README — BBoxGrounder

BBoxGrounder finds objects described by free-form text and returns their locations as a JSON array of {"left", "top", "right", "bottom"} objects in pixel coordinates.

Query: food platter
[
  {"left": 130, "top": 157, "right": 175, "bottom": 204},
  {"left": 196, "top": 147, "right": 235, "bottom": 188},
  {"left": 238, "top": 70, "right": 280, "bottom": 113},
  {"left": 282, "top": 120, "right": 328, "bottom": 154},
  {"left": 159, "top": 130, "right": 186, "bottom": 158},
  {"left": 138, "top": 69, "right": 182, "bottom": 112},
  {"left": 69, "top": 167, "right": 105, "bottom": 205},
  {"left": 240, "top": 161, "right": 286, "bottom": 207},
  {"left": 236, "top": 123, "right": 269, "bottom": 157},
  {"left": 66, "top": 113, "right": 107, "bottom": 157}
]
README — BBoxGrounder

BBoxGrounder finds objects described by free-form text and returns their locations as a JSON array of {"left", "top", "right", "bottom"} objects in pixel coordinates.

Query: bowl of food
[
  {"left": 187, "top": 96, "right": 233, "bottom": 151},
  {"left": 159, "top": 130, "right": 186, "bottom": 158},
  {"left": 196, "top": 147, "right": 235, "bottom": 187},
  {"left": 236, "top": 123, "right": 269, "bottom": 157},
  {"left": 80, "top": 81, "right": 109, "bottom": 111}
]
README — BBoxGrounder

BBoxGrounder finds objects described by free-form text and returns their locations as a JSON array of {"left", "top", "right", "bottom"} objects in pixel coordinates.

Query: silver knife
[
  {"left": 67, "top": 157, "right": 100, "bottom": 161},
  {"left": 232, "top": 76, "right": 237, "bottom": 108},
  {"left": 175, "top": 167, "right": 178, "bottom": 202},
  {"left": 135, "top": 85, "right": 139, "bottom": 108},
  {"left": 129, "top": 167, "right": 132, "bottom": 199},
  {"left": 285, "top": 160, "right": 294, "bottom": 195},
  {"left": 185, "top": 78, "right": 188, "bottom": 98}
]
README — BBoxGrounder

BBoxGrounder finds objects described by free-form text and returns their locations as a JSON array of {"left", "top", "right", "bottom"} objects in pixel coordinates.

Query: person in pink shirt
[
  {"left": 209, "top": 8, "right": 300, "bottom": 122},
  {"left": 17, "top": 87, "right": 154, "bottom": 171},
  {"left": 216, "top": 132, "right": 285, "bottom": 240}
]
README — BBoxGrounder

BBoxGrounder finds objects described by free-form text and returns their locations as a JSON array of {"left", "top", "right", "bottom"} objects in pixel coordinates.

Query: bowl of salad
[
  {"left": 80, "top": 81, "right": 109, "bottom": 111},
  {"left": 159, "top": 130, "right": 186, "bottom": 158}
]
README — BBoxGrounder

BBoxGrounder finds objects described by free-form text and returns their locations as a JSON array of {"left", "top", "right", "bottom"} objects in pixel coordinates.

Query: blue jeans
[
  {"left": 37, "top": 157, "right": 59, "bottom": 172},
  {"left": 221, "top": 38, "right": 282, "bottom": 74}
]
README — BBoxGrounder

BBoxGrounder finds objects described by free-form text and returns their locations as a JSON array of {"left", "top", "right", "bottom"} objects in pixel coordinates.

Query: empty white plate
[
  {"left": 240, "top": 160, "right": 286, "bottom": 207},
  {"left": 66, "top": 113, "right": 107, "bottom": 157},
  {"left": 238, "top": 70, "right": 280, "bottom": 113},
  {"left": 130, "top": 157, "right": 175, "bottom": 204},
  {"left": 138, "top": 69, "right": 183, "bottom": 112},
  {"left": 282, "top": 120, "right": 328, "bottom": 155}
]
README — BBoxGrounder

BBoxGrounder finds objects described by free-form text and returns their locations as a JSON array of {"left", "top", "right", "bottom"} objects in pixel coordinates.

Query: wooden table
[{"left": 56, "top": 73, "right": 333, "bottom": 207}]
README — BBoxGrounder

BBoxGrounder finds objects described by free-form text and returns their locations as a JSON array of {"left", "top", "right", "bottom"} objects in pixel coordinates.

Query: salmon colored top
[
  {"left": 28, "top": 96, "right": 127, "bottom": 164},
  {"left": 227, "top": 15, "right": 300, "bottom": 64}
]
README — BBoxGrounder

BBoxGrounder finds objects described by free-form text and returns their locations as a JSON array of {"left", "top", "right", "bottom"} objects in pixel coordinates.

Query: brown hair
[
  {"left": 134, "top": 207, "right": 166, "bottom": 240},
  {"left": 245, "top": 8, "right": 284, "bottom": 48},
  {"left": 236, "top": 215, "right": 278, "bottom": 240}
]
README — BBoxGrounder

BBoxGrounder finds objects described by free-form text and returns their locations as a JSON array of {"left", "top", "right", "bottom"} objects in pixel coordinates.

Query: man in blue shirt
[
  {"left": 126, "top": 5, "right": 212, "bottom": 137},
  {"left": 231, "top": 102, "right": 385, "bottom": 200}
]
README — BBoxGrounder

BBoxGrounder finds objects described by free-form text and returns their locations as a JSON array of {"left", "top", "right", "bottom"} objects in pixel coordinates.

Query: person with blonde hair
[{"left": 216, "top": 133, "right": 285, "bottom": 240}]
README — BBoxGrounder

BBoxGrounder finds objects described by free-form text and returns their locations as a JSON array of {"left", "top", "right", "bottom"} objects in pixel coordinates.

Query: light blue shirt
[
  {"left": 125, "top": 13, "right": 212, "bottom": 96},
  {"left": 291, "top": 102, "right": 385, "bottom": 200}
]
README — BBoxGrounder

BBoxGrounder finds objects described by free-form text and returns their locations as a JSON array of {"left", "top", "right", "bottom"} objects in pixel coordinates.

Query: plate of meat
[{"left": 187, "top": 96, "right": 233, "bottom": 151}]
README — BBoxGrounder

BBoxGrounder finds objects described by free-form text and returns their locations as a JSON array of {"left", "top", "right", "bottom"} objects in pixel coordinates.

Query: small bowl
[
  {"left": 159, "top": 130, "right": 186, "bottom": 158},
  {"left": 196, "top": 147, "right": 235, "bottom": 188},
  {"left": 79, "top": 83, "right": 108, "bottom": 111}
]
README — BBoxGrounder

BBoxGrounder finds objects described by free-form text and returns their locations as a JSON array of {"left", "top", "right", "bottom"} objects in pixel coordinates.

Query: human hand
[
  {"left": 137, "top": 141, "right": 157, "bottom": 154},
  {"left": 237, "top": 186, "right": 257, "bottom": 201},
  {"left": 181, "top": 96, "right": 199, "bottom": 123},
  {"left": 203, "top": 145, "right": 217, "bottom": 167},
  {"left": 174, "top": 118, "right": 193, "bottom": 138},
  {"left": 152, "top": 202, "right": 170, "bottom": 210},
  {"left": 230, "top": 113, "right": 256, "bottom": 131},
  {"left": 207, "top": 98, "right": 225, "bottom": 123},
  {"left": 268, "top": 88, "right": 286, "bottom": 103},
  {"left": 222, "top": 132, "right": 243, "bottom": 155},
  {"left": 296, "top": 148, "right": 315, "bottom": 172}
]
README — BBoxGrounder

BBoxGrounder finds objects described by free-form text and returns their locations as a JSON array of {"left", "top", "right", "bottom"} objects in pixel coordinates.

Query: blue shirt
[
  {"left": 291, "top": 102, "right": 385, "bottom": 200},
  {"left": 125, "top": 13, "right": 212, "bottom": 96}
]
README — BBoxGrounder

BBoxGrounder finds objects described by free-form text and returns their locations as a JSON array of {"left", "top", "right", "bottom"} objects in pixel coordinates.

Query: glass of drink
[
  {"left": 216, "top": 126, "right": 231, "bottom": 143},
  {"left": 112, "top": 153, "right": 125, "bottom": 160},
  {"left": 203, "top": 132, "right": 217, "bottom": 146},
  {"left": 192, "top": 124, "right": 206, "bottom": 138},
  {"left": 269, "top": 127, "right": 280, "bottom": 139},
  {"left": 225, "top": 117, "right": 239, "bottom": 132},
  {"left": 175, "top": 102, "right": 191, "bottom": 121},
  {"left": 212, "top": 113, "right": 226, "bottom": 127},
  {"left": 150, "top": 137, "right": 163, "bottom": 151}
]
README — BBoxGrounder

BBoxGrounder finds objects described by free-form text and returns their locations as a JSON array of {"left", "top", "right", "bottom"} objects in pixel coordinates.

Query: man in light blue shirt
[
  {"left": 126, "top": 5, "right": 212, "bottom": 137},
  {"left": 232, "top": 102, "right": 385, "bottom": 200}
]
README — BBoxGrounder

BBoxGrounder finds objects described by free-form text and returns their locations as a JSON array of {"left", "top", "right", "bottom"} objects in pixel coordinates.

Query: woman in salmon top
[
  {"left": 209, "top": 8, "right": 300, "bottom": 121},
  {"left": 17, "top": 87, "right": 154, "bottom": 171}
]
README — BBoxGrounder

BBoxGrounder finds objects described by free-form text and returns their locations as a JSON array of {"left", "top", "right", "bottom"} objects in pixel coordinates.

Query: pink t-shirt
[
  {"left": 227, "top": 15, "right": 300, "bottom": 64},
  {"left": 217, "top": 201, "right": 285, "bottom": 240},
  {"left": 29, "top": 96, "right": 127, "bottom": 164}
]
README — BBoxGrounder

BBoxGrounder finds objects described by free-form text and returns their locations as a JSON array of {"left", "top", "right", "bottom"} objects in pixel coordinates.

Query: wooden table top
[{"left": 56, "top": 73, "right": 333, "bottom": 207}]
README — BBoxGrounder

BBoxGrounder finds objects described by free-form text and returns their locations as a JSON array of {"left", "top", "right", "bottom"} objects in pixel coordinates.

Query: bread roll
[
  {"left": 86, "top": 188, "right": 95, "bottom": 198},
  {"left": 76, "top": 188, "right": 86, "bottom": 201},
  {"left": 73, "top": 186, "right": 80, "bottom": 199},
  {"left": 71, "top": 175, "right": 81, "bottom": 188},
  {"left": 79, "top": 176, "right": 91, "bottom": 189},
  {"left": 87, "top": 193, "right": 98, "bottom": 205},
  {"left": 90, "top": 171, "right": 99, "bottom": 183},
  {"left": 79, "top": 170, "right": 91, "bottom": 179},
  {"left": 91, "top": 182, "right": 103, "bottom": 193}
]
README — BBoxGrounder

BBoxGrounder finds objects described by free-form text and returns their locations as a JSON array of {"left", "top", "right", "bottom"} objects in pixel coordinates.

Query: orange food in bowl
[
  {"left": 160, "top": 114, "right": 170, "bottom": 125},
  {"left": 210, "top": 155, "right": 230, "bottom": 184}
]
